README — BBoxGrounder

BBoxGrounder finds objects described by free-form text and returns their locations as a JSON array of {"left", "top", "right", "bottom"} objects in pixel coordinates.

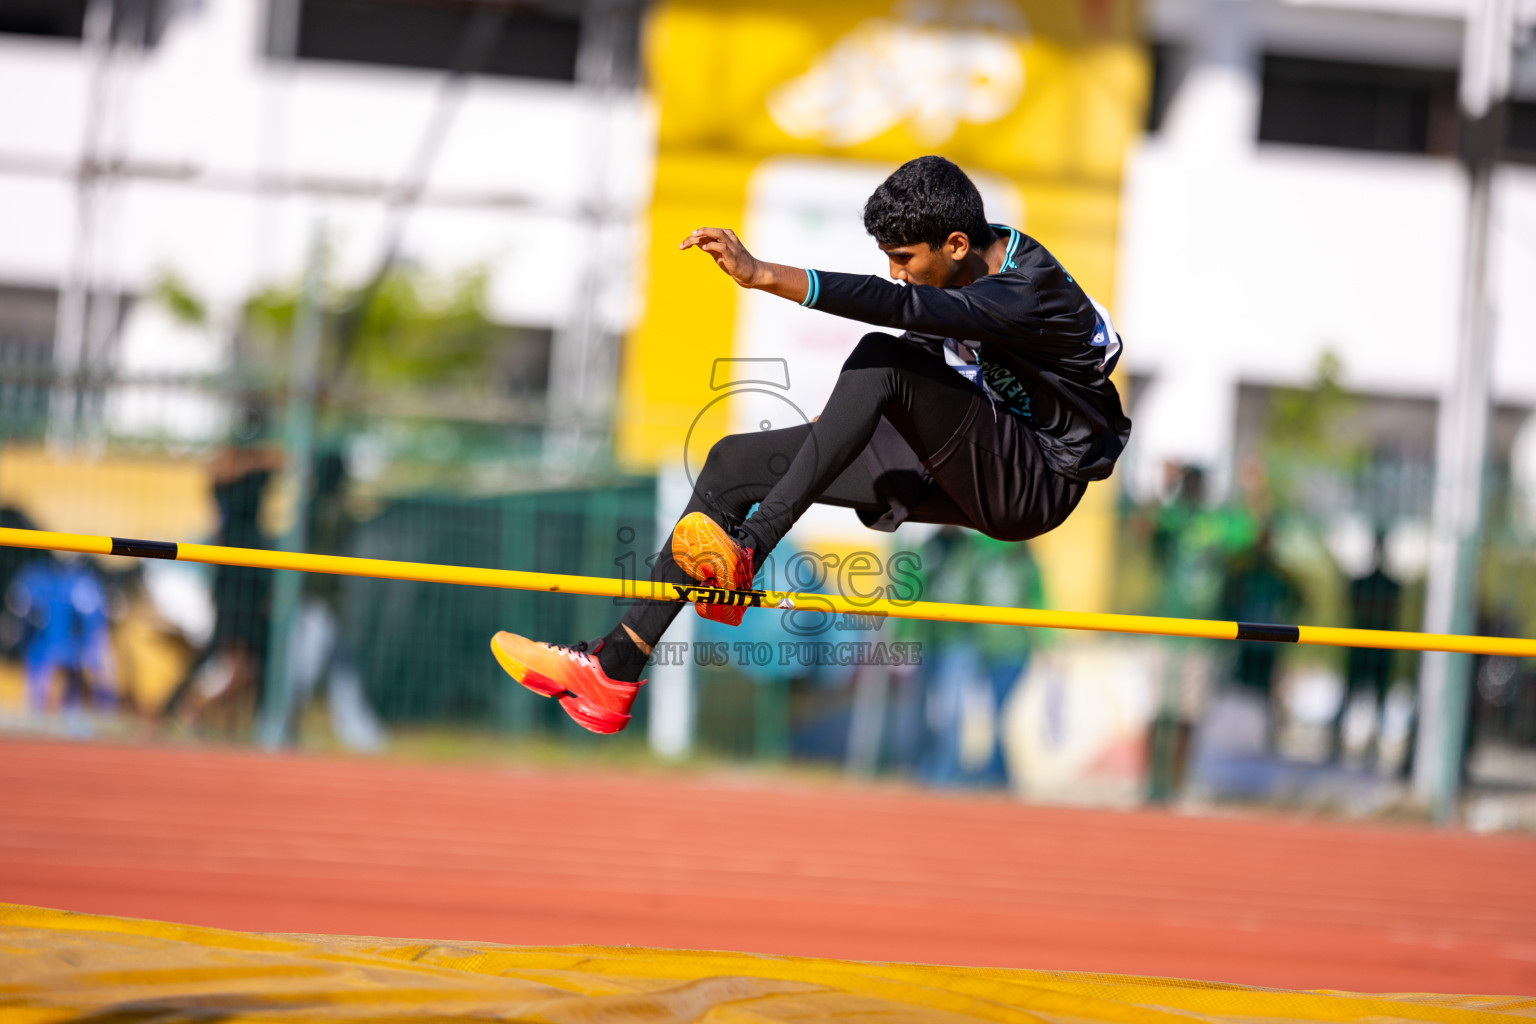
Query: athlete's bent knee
[
  {"left": 840, "top": 333, "right": 906, "bottom": 374},
  {"left": 701, "top": 433, "right": 750, "bottom": 480}
]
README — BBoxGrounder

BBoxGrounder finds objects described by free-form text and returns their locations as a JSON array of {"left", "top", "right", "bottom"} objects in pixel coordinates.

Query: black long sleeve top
[{"left": 802, "top": 225, "right": 1131, "bottom": 482}]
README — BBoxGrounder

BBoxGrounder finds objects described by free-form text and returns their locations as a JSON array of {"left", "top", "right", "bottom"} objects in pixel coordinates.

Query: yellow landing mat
[{"left": 2, "top": 903, "right": 1531, "bottom": 1024}]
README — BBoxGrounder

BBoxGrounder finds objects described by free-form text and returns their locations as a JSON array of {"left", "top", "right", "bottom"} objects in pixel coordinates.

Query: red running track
[{"left": 2, "top": 738, "right": 1534, "bottom": 994}]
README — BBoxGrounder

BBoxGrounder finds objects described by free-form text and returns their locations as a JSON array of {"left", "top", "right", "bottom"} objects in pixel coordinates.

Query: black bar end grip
[
  {"left": 110, "top": 537, "right": 179, "bottom": 560},
  {"left": 1235, "top": 622, "right": 1300, "bottom": 644}
]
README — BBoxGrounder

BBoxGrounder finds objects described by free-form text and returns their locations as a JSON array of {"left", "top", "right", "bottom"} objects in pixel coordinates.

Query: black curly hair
[{"left": 862, "top": 156, "right": 996, "bottom": 251}]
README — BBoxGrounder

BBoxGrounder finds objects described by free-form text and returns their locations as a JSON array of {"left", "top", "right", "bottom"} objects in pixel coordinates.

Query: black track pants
[{"left": 618, "top": 333, "right": 1085, "bottom": 647}]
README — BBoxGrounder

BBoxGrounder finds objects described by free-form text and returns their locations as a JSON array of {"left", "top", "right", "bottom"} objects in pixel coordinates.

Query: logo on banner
[{"left": 767, "top": 0, "right": 1029, "bottom": 147}]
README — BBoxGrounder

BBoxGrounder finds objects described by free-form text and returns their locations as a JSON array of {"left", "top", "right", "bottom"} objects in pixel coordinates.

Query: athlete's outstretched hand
[
  {"left": 680, "top": 227, "right": 761, "bottom": 287},
  {"left": 680, "top": 227, "right": 809, "bottom": 303}
]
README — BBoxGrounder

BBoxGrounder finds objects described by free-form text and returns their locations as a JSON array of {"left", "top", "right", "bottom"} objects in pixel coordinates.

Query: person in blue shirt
[{"left": 9, "top": 554, "right": 116, "bottom": 713}]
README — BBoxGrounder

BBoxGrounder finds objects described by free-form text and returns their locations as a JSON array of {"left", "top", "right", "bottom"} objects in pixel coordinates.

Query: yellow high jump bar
[{"left": 2, "top": 526, "right": 1533, "bottom": 657}]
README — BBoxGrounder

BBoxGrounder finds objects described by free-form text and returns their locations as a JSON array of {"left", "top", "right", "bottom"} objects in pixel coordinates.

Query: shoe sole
[
  {"left": 489, "top": 637, "right": 629, "bottom": 735},
  {"left": 672, "top": 514, "right": 748, "bottom": 626},
  {"left": 672, "top": 514, "right": 743, "bottom": 587}
]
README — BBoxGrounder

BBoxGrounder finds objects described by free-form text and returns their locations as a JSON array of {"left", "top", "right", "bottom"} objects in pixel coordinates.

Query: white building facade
[
  {"left": 1119, "top": 0, "right": 1536, "bottom": 503},
  {"left": 0, "top": 0, "right": 651, "bottom": 450}
]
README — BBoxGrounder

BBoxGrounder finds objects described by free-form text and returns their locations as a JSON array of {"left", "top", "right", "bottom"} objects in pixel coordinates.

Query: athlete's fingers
[
  {"left": 685, "top": 228, "right": 755, "bottom": 285},
  {"left": 680, "top": 226, "right": 726, "bottom": 250}
]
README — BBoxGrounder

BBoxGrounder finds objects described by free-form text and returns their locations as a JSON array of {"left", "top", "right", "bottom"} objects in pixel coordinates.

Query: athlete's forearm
[
  {"left": 748, "top": 263, "right": 810, "bottom": 304},
  {"left": 678, "top": 228, "right": 811, "bottom": 303}
]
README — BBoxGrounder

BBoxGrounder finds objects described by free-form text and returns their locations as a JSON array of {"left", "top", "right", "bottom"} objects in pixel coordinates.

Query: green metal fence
[{"left": 337, "top": 480, "right": 657, "bottom": 735}]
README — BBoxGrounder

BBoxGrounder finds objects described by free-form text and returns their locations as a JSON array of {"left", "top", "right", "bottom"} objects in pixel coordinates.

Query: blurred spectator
[
  {"left": 162, "top": 409, "right": 282, "bottom": 727},
  {"left": 8, "top": 553, "right": 116, "bottom": 713},
  {"left": 970, "top": 534, "right": 1044, "bottom": 785},
  {"left": 913, "top": 527, "right": 967, "bottom": 783},
  {"left": 1464, "top": 604, "right": 1527, "bottom": 784},
  {"left": 915, "top": 527, "right": 1042, "bottom": 787},
  {"left": 286, "top": 452, "right": 385, "bottom": 750},
  {"left": 1150, "top": 465, "right": 1207, "bottom": 613},
  {"left": 1145, "top": 462, "right": 1259, "bottom": 799},
  {"left": 1333, "top": 529, "right": 1402, "bottom": 764},
  {"left": 0, "top": 506, "right": 48, "bottom": 659},
  {"left": 1150, "top": 463, "right": 1261, "bottom": 618},
  {"left": 1216, "top": 524, "right": 1301, "bottom": 747}
]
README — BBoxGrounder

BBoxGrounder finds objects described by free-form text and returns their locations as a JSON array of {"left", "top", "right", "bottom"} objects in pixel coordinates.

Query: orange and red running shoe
[
  {"left": 490, "top": 632, "right": 642, "bottom": 734},
  {"left": 671, "top": 511, "right": 756, "bottom": 626}
]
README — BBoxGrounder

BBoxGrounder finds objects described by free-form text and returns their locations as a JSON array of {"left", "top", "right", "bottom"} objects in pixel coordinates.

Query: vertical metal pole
[
  {"left": 255, "top": 0, "right": 300, "bottom": 284},
  {"left": 78, "top": 0, "right": 149, "bottom": 449},
  {"left": 333, "top": 7, "right": 503, "bottom": 367},
  {"left": 258, "top": 225, "right": 326, "bottom": 748},
  {"left": 1414, "top": 0, "right": 1515, "bottom": 820},
  {"left": 51, "top": 0, "right": 115, "bottom": 450},
  {"left": 375, "top": 7, "right": 505, "bottom": 274},
  {"left": 544, "top": 0, "right": 635, "bottom": 476},
  {"left": 1147, "top": 645, "right": 1185, "bottom": 804},
  {"left": 649, "top": 464, "right": 695, "bottom": 760},
  {"left": 845, "top": 664, "right": 889, "bottom": 777}
]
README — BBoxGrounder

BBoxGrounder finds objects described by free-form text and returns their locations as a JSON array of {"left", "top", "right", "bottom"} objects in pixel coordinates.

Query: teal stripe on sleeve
[{"left": 800, "top": 268, "right": 820, "bottom": 307}]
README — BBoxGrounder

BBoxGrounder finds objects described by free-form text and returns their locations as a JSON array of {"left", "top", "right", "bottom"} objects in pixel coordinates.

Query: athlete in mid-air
[{"left": 491, "top": 155, "right": 1131, "bottom": 733}]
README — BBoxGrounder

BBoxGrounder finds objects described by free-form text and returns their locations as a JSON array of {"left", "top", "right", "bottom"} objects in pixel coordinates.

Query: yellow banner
[
  {"left": 651, "top": 2, "right": 1142, "bottom": 178},
  {"left": 621, "top": 0, "right": 1147, "bottom": 612}
]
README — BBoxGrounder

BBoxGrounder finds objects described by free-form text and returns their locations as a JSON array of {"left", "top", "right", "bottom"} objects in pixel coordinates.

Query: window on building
[
  {"left": 1508, "top": 100, "right": 1536, "bottom": 161},
  {"left": 0, "top": 0, "right": 87, "bottom": 38},
  {"left": 291, "top": 0, "right": 585, "bottom": 83},
  {"left": 0, "top": 286, "right": 57, "bottom": 435},
  {"left": 0, "top": 0, "right": 178, "bottom": 44},
  {"left": 499, "top": 326, "right": 552, "bottom": 397},
  {"left": 1258, "top": 55, "right": 1458, "bottom": 155},
  {"left": 1144, "top": 43, "right": 1184, "bottom": 135}
]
